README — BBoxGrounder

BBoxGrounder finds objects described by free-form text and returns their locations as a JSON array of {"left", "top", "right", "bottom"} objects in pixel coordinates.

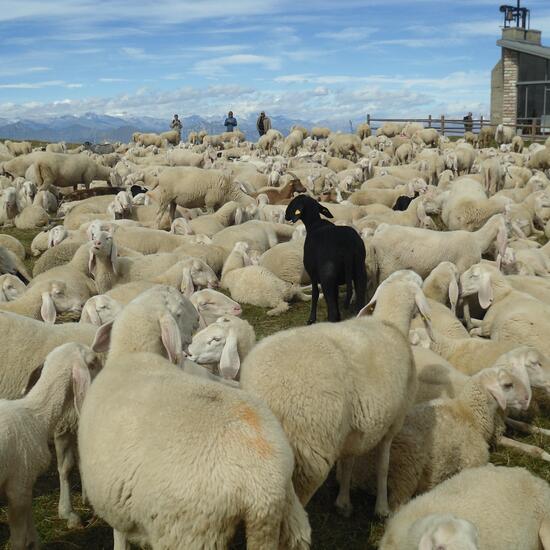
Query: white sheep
[
  {"left": 79, "top": 294, "right": 122, "bottom": 326},
  {"left": 0, "top": 279, "right": 84, "bottom": 323},
  {"left": 460, "top": 263, "right": 550, "bottom": 358},
  {"left": 379, "top": 465, "right": 550, "bottom": 550},
  {"left": 240, "top": 270, "right": 427, "bottom": 517},
  {"left": 187, "top": 314, "right": 256, "bottom": 379},
  {"left": 0, "top": 342, "right": 99, "bottom": 549},
  {"left": 78, "top": 286, "right": 311, "bottom": 550},
  {"left": 221, "top": 241, "right": 310, "bottom": 315},
  {"left": 189, "top": 288, "right": 243, "bottom": 326},
  {"left": 349, "top": 363, "right": 531, "bottom": 510},
  {"left": 0, "top": 273, "right": 26, "bottom": 302},
  {"left": 371, "top": 214, "right": 508, "bottom": 284}
]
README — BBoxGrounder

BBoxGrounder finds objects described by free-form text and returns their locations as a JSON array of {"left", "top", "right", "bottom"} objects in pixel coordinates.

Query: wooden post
[
  {"left": 480, "top": 115, "right": 484, "bottom": 130},
  {"left": 440, "top": 115, "right": 445, "bottom": 136},
  {"left": 428, "top": 115, "right": 432, "bottom": 128},
  {"left": 532, "top": 118, "right": 537, "bottom": 136}
]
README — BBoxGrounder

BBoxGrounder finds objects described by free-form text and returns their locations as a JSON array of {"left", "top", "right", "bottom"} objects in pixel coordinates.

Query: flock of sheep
[{"left": 1, "top": 118, "right": 550, "bottom": 549}]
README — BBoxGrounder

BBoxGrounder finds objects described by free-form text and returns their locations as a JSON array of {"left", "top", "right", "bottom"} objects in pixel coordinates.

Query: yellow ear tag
[{"left": 295, "top": 209, "right": 301, "bottom": 215}]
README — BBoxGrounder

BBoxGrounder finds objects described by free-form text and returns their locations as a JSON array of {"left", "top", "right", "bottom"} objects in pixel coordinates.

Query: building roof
[{"left": 497, "top": 38, "right": 550, "bottom": 60}]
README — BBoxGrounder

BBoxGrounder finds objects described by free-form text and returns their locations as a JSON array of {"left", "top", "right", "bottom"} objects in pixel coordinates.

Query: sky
[{"left": 1, "top": 0, "right": 550, "bottom": 123}]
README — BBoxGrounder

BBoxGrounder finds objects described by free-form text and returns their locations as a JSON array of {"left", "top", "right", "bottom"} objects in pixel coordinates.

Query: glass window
[
  {"left": 518, "top": 53, "right": 548, "bottom": 82},
  {"left": 517, "top": 85, "right": 527, "bottom": 119},
  {"left": 526, "top": 84, "right": 545, "bottom": 118}
]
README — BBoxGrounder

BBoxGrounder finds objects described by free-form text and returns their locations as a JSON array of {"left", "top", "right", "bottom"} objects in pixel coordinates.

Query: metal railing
[{"left": 365, "top": 114, "right": 549, "bottom": 141}]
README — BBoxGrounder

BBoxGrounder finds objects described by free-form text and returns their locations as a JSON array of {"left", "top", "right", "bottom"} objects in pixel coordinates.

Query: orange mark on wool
[{"left": 233, "top": 403, "right": 273, "bottom": 458}]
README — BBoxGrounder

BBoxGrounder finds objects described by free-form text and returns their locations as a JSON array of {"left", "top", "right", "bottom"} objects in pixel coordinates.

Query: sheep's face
[
  {"left": 459, "top": 264, "right": 495, "bottom": 309},
  {"left": 48, "top": 225, "right": 69, "bottom": 248},
  {"left": 188, "top": 323, "right": 227, "bottom": 364},
  {"left": 187, "top": 259, "right": 218, "bottom": 289},
  {"left": 480, "top": 366, "right": 531, "bottom": 413},
  {"left": 91, "top": 232, "right": 114, "bottom": 259},
  {"left": 0, "top": 274, "right": 26, "bottom": 302},
  {"left": 49, "top": 281, "right": 83, "bottom": 314},
  {"left": 191, "top": 290, "right": 242, "bottom": 322},
  {"left": 2, "top": 188, "right": 18, "bottom": 218},
  {"left": 81, "top": 295, "right": 122, "bottom": 326},
  {"left": 415, "top": 514, "right": 479, "bottom": 550}
]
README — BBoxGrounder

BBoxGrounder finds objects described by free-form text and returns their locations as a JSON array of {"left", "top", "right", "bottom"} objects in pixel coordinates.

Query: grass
[{"left": 1, "top": 227, "right": 549, "bottom": 549}]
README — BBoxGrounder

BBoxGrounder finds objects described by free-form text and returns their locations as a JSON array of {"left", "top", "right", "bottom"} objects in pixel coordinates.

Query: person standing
[
  {"left": 171, "top": 114, "right": 182, "bottom": 135},
  {"left": 463, "top": 112, "right": 473, "bottom": 133},
  {"left": 256, "top": 111, "right": 272, "bottom": 137},
  {"left": 224, "top": 111, "right": 237, "bottom": 132}
]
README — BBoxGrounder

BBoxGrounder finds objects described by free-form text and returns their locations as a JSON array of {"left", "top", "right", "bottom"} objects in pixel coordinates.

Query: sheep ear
[
  {"left": 484, "top": 373, "right": 508, "bottom": 410},
  {"left": 110, "top": 240, "right": 118, "bottom": 276},
  {"left": 357, "top": 286, "right": 380, "bottom": 317},
  {"left": 219, "top": 332, "right": 240, "bottom": 380},
  {"left": 86, "top": 302, "right": 102, "bottom": 326},
  {"left": 234, "top": 207, "right": 243, "bottom": 225},
  {"left": 40, "top": 291, "right": 56, "bottom": 324},
  {"left": 181, "top": 267, "right": 195, "bottom": 297},
  {"left": 72, "top": 361, "right": 92, "bottom": 415},
  {"left": 91, "top": 320, "right": 113, "bottom": 352},
  {"left": 88, "top": 248, "right": 96, "bottom": 277},
  {"left": 22, "top": 364, "right": 44, "bottom": 396},
  {"left": 478, "top": 272, "right": 494, "bottom": 310},
  {"left": 318, "top": 203, "right": 334, "bottom": 218},
  {"left": 497, "top": 220, "right": 508, "bottom": 261},
  {"left": 415, "top": 289, "right": 433, "bottom": 338},
  {"left": 448, "top": 276, "right": 459, "bottom": 315},
  {"left": 417, "top": 533, "right": 433, "bottom": 550},
  {"left": 159, "top": 313, "right": 182, "bottom": 365}
]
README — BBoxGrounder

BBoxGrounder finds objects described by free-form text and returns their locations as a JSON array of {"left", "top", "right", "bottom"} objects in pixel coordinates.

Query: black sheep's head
[{"left": 285, "top": 194, "right": 334, "bottom": 223}]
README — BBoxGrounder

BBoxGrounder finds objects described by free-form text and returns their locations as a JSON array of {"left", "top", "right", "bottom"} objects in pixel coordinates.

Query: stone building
[{"left": 491, "top": 26, "right": 550, "bottom": 127}]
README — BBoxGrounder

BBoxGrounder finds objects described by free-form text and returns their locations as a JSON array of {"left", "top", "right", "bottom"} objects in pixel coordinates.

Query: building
[{"left": 491, "top": 11, "right": 550, "bottom": 129}]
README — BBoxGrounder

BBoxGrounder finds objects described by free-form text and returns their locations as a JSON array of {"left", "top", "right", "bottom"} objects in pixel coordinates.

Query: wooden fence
[{"left": 364, "top": 115, "right": 548, "bottom": 141}]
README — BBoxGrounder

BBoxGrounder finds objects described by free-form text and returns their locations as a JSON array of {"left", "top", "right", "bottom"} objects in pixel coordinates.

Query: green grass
[{"left": 0, "top": 228, "right": 549, "bottom": 549}]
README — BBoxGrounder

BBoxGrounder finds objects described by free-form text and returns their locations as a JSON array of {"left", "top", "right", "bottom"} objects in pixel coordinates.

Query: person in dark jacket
[
  {"left": 463, "top": 112, "right": 473, "bottom": 133},
  {"left": 256, "top": 111, "right": 272, "bottom": 136},
  {"left": 224, "top": 111, "right": 237, "bottom": 132}
]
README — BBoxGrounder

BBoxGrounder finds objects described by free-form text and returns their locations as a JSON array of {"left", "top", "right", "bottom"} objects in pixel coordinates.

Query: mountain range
[{"left": 0, "top": 112, "right": 354, "bottom": 144}]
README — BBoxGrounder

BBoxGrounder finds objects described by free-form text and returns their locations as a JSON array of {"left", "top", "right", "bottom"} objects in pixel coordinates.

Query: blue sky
[{"left": 1, "top": 0, "right": 550, "bottom": 123}]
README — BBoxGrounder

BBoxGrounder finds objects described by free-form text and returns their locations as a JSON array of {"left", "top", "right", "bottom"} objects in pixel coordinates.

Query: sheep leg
[
  {"left": 498, "top": 435, "right": 550, "bottom": 461},
  {"left": 323, "top": 284, "right": 340, "bottom": 322},
  {"left": 506, "top": 418, "right": 550, "bottom": 438},
  {"left": 55, "top": 430, "right": 82, "bottom": 528},
  {"left": 113, "top": 529, "right": 131, "bottom": 550},
  {"left": 334, "top": 457, "right": 355, "bottom": 517},
  {"left": 539, "top": 517, "right": 550, "bottom": 549},
  {"left": 307, "top": 281, "right": 320, "bottom": 325},
  {"left": 6, "top": 486, "right": 38, "bottom": 550},
  {"left": 245, "top": 509, "right": 281, "bottom": 550},
  {"left": 267, "top": 302, "right": 289, "bottom": 316},
  {"left": 375, "top": 431, "right": 395, "bottom": 517}
]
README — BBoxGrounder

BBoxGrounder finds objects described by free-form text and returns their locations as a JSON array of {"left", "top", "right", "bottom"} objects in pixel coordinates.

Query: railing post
[
  {"left": 367, "top": 114, "right": 371, "bottom": 126},
  {"left": 440, "top": 115, "right": 445, "bottom": 136},
  {"left": 532, "top": 118, "right": 537, "bottom": 136},
  {"left": 480, "top": 115, "right": 484, "bottom": 130},
  {"left": 428, "top": 115, "right": 432, "bottom": 128}
]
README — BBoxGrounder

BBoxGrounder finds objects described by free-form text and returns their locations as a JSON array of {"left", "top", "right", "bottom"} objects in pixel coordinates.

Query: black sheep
[
  {"left": 285, "top": 195, "right": 367, "bottom": 323},
  {"left": 130, "top": 184, "right": 148, "bottom": 197},
  {"left": 392, "top": 191, "right": 420, "bottom": 211}
]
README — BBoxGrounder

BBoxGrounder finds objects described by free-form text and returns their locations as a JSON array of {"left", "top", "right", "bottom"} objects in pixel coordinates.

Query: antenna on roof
[{"left": 500, "top": 1, "right": 530, "bottom": 30}]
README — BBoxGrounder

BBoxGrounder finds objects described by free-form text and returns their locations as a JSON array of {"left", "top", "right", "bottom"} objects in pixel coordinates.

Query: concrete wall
[
  {"left": 502, "top": 48, "right": 519, "bottom": 125},
  {"left": 491, "top": 59, "right": 504, "bottom": 124}
]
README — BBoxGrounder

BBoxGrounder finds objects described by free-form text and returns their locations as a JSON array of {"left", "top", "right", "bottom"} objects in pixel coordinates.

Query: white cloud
[
  {"left": 99, "top": 78, "right": 129, "bottom": 83},
  {"left": 193, "top": 54, "right": 281, "bottom": 76},
  {"left": 0, "top": 80, "right": 82, "bottom": 89},
  {"left": 317, "top": 26, "right": 376, "bottom": 41}
]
